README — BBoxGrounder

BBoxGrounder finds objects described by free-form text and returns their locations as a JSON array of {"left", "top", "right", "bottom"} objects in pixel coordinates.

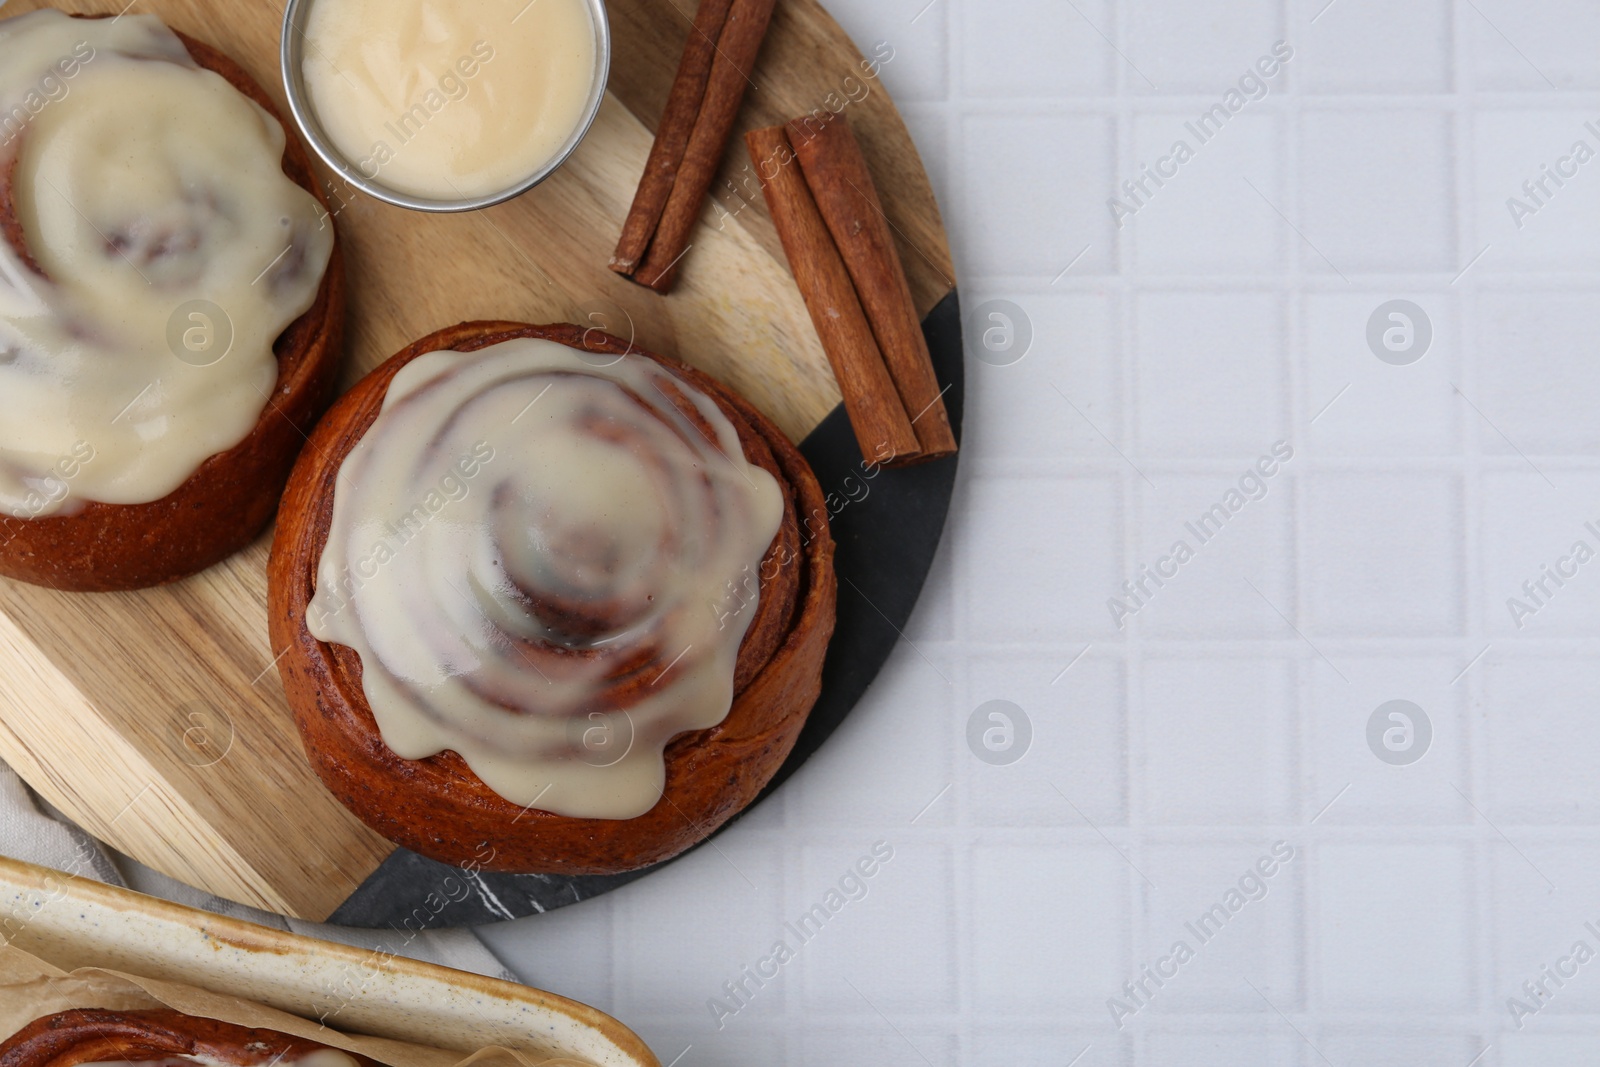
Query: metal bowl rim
[{"left": 278, "top": 0, "right": 612, "bottom": 213}]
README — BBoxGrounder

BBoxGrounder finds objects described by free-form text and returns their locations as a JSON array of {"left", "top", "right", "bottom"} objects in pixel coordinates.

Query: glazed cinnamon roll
[
  {"left": 0, "top": 10, "right": 343, "bottom": 591},
  {"left": 0, "top": 1011, "right": 379, "bottom": 1067},
  {"left": 269, "top": 322, "right": 835, "bottom": 874}
]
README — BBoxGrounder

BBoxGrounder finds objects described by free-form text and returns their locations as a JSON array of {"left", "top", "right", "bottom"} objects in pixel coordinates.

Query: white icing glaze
[
  {"left": 79, "top": 1052, "right": 357, "bottom": 1067},
  {"left": 308, "top": 338, "right": 786, "bottom": 820},
  {"left": 0, "top": 10, "right": 333, "bottom": 518},
  {"left": 302, "top": 0, "right": 597, "bottom": 200}
]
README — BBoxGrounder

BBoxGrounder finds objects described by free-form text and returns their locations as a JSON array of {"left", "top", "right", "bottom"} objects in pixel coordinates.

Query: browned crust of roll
[
  {"left": 0, "top": 20, "right": 346, "bottom": 592},
  {"left": 267, "top": 322, "right": 837, "bottom": 875},
  {"left": 0, "top": 1009, "right": 382, "bottom": 1067}
]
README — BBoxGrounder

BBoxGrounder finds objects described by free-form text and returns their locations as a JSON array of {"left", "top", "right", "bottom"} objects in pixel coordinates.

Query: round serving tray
[
  {"left": 0, "top": 0, "right": 961, "bottom": 925},
  {"left": 335, "top": 294, "right": 961, "bottom": 927}
]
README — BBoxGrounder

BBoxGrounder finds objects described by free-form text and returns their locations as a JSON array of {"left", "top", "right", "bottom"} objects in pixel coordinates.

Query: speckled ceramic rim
[
  {"left": 279, "top": 0, "right": 611, "bottom": 213},
  {"left": 0, "top": 854, "right": 660, "bottom": 1067}
]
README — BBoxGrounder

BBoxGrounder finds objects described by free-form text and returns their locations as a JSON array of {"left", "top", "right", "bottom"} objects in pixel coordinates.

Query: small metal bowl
[{"left": 279, "top": 0, "right": 611, "bottom": 213}]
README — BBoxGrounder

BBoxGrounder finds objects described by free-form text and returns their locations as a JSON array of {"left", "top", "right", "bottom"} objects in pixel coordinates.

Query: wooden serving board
[{"left": 0, "top": 0, "right": 956, "bottom": 920}]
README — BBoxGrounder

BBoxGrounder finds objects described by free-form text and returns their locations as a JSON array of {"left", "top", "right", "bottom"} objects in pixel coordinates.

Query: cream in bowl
[{"left": 286, "top": 0, "right": 607, "bottom": 209}]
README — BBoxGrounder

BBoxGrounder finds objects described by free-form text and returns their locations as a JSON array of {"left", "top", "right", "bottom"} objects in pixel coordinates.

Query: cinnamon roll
[
  {"left": 0, "top": 1011, "right": 378, "bottom": 1067},
  {"left": 0, "top": 10, "right": 343, "bottom": 591},
  {"left": 269, "top": 322, "right": 836, "bottom": 874}
]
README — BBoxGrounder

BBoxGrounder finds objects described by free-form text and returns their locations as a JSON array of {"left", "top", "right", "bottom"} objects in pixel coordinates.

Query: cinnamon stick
[
  {"left": 746, "top": 125, "right": 921, "bottom": 466},
  {"left": 788, "top": 113, "right": 956, "bottom": 460},
  {"left": 630, "top": 0, "right": 779, "bottom": 293},
  {"left": 609, "top": 0, "right": 736, "bottom": 276}
]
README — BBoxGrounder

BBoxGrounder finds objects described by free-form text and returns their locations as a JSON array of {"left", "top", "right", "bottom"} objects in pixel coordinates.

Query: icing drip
[
  {"left": 0, "top": 10, "right": 332, "bottom": 517},
  {"left": 309, "top": 339, "right": 786, "bottom": 820}
]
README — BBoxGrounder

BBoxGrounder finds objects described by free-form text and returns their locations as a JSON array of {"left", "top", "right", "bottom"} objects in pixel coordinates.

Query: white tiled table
[{"left": 480, "top": 2, "right": 1600, "bottom": 1063}]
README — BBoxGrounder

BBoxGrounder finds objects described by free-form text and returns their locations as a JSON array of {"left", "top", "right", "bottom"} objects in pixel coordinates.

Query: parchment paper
[{"left": 0, "top": 946, "right": 594, "bottom": 1067}]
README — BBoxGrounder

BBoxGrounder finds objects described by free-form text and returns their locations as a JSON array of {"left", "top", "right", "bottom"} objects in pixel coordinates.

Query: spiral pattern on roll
[
  {"left": 0, "top": 11, "right": 332, "bottom": 517},
  {"left": 308, "top": 337, "right": 786, "bottom": 820}
]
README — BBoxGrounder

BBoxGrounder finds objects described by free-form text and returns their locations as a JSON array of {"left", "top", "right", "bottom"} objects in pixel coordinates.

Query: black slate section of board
[{"left": 330, "top": 290, "right": 963, "bottom": 928}]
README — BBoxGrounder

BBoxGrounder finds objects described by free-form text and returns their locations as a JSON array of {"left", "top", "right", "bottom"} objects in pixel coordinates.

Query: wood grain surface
[{"left": 0, "top": 0, "right": 955, "bottom": 920}]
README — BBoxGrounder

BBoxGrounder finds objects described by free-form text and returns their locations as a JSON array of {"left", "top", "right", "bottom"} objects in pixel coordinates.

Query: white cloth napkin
[{"left": 0, "top": 761, "right": 516, "bottom": 982}]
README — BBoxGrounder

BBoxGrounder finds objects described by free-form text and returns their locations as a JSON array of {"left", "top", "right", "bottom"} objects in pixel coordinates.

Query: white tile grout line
[
  {"left": 1108, "top": 4, "right": 1158, "bottom": 1022},
  {"left": 1453, "top": 0, "right": 1498, "bottom": 1024},
  {"left": 1280, "top": 27, "right": 1315, "bottom": 1020},
  {"left": 1282, "top": 0, "right": 1323, "bottom": 1023}
]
